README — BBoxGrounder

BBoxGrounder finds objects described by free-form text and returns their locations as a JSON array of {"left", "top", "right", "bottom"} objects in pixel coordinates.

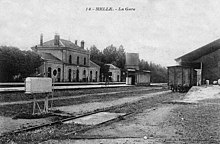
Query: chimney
[
  {"left": 81, "top": 40, "right": 84, "bottom": 49},
  {"left": 54, "top": 34, "right": 60, "bottom": 46},
  {"left": 40, "top": 34, "right": 43, "bottom": 46},
  {"left": 75, "top": 40, "right": 77, "bottom": 45}
]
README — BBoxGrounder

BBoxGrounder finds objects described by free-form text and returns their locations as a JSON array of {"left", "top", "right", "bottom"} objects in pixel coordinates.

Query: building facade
[
  {"left": 32, "top": 34, "right": 100, "bottom": 82},
  {"left": 106, "top": 64, "right": 121, "bottom": 82},
  {"left": 136, "top": 70, "right": 151, "bottom": 85}
]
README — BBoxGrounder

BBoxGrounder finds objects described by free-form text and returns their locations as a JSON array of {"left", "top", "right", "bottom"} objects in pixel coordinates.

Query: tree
[
  {"left": 102, "top": 45, "right": 117, "bottom": 64},
  {"left": 21, "top": 50, "right": 43, "bottom": 78},
  {"left": 89, "top": 44, "right": 167, "bottom": 83},
  {"left": 90, "top": 45, "right": 102, "bottom": 62},
  {"left": 102, "top": 45, "right": 126, "bottom": 68},
  {"left": 115, "top": 45, "right": 126, "bottom": 81},
  {"left": 0, "top": 46, "right": 43, "bottom": 82},
  {"left": 103, "top": 64, "right": 110, "bottom": 82},
  {"left": 115, "top": 45, "right": 126, "bottom": 69},
  {"left": 89, "top": 45, "right": 106, "bottom": 81},
  {"left": 139, "top": 59, "right": 167, "bottom": 83},
  {"left": 102, "top": 45, "right": 125, "bottom": 80}
]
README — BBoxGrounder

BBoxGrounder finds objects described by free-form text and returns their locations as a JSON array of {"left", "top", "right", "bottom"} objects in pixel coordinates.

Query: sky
[{"left": 1, "top": 0, "right": 220, "bottom": 66}]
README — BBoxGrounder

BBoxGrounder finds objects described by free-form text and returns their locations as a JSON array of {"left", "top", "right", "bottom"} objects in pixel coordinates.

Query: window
[
  {"left": 76, "top": 69, "right": 79, "bottom": 82},
  {"left": 108, "top": 72, "right": 112, "bottom": 76},
  {"left": 58, "top": 68, "right": 61, "bottom": 82},
  {"left": 69, "top": 55, "right": 72, "bottom": 64},
  {"left": 68, "top": 69, "right": 71, "bottom": 82},
  {"left": 83, "top": 70, "right": 87, "bottom": 82},
  {"left": 95, "top": 71, "right": 98, "bottom": 82},
  {"left": 77, "top": 56, "right": 79, "bottom": 65},
  {"left": 84, "top": 58, "right": 86, "bottom": 65},
  {"left": 90, "top": 71, "right": 92, "bottom": 82},
  {"left": 48, "top": 67, "right": 52, "bottom": 77},
  {"left": 53, "top": 69, "right": 57, "bottom": 77}
]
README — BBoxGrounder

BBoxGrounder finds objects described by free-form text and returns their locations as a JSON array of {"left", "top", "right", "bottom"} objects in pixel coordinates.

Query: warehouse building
[
  {"left": 175, "top": 39, "right": 220, "bottom": 84},
  {"left": 31, "top": 34, "right": 100, "bottom": 82}
]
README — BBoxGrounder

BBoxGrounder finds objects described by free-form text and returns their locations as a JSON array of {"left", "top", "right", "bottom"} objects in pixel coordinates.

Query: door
[
  {"left": 117, "top": 75, "right": 120, "bottom": 82},
  {"left": 68, "top": 69, "right": 71, "bottom": 82},
  {"left": 58, "top": 68, "right": 61, "bottom": 82},
  {"left": 90, "top": 71, "right": 93, "bottom": 82},
  {"left": 131, "top": 75, "right": 135, "bottom": 85},
  {"left": 76, "top": 69, "right": 79, "bottom": 82}
]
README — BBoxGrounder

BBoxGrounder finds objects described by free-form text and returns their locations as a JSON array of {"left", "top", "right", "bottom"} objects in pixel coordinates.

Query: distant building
[
  {"left": 31, "top": 34, "right": 100, "bottom": 82},
  {"left": 136, "top": 70, "right": 151, "bottom": 86},
  {"left": 125, "top": 53, "right": 151, "bottom": 85},
  {"left": 106, "top": 64, "right": 121, "bottom": 82}
]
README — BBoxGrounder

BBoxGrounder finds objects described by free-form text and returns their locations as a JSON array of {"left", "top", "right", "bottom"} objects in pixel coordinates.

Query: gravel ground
[
  {"left": 0, "top": 91, "right": 185, "bottom": 144},
  {"left": 0, "top": 87, "right": 164, "bottom": 136},
  {"left": 0, "top": 86, "right": 151, "bottom": 103},
  {"left": 56, "top": 91, "right": 169, "bottom": 114},
  {"left": 168, "top": 102, "right": 220, "bottom": 144},
  {"left": 0, "top": 88, "right": 164, "bottom": 117},
  {"left": 41, "top": 104, "right": 181, "bottom": 144},
  {"left": 42, "top": 97, "right": 220, "bottom": 144},
  {"left": 0, "top": 87, "right": 165, "bottom": 138}
]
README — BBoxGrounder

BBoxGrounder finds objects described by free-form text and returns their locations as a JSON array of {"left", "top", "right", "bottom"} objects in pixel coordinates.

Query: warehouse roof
[{"left": 175, "top": 38, "right": 220, "bottom": 62}]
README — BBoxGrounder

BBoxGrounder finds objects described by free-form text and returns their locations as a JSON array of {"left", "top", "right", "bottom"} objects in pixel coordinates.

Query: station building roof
[
  {"left": 35, "top": 39, "right": 83, "bottom": 49},
  {"left": 31, "top": 34, "right": 88, "bottom": 54},
  {"left": 40, "top": 52, "right": 62, "bottom": 62},
  {"left": 90, "top": 61, "right": 100, "bottom": 68}
]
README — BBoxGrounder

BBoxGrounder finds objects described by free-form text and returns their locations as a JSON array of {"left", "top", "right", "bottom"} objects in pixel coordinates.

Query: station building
[
  {"left": 31, "top": 34, "right": 100, "bottom": 82},
  {"left": 176, "top": 39, "right": 220, "bottom": 84}
]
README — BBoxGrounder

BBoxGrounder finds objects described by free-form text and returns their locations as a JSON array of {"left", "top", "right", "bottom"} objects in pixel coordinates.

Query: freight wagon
[{"left": 167, "top": 66, "right": 197, "bottom": 92}]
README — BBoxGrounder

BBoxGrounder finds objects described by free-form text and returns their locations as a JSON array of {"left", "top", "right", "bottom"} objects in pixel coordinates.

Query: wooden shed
[
  {"left": 126, "top": 69, "right": 150, "bottom": 86},
  {"left": 136, "top": 70, "right": 151, "bottom": 86}
]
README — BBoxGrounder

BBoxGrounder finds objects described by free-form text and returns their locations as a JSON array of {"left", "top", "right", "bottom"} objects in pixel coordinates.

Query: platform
[{"left": 0, "top": 84, "right": 131, "bottom": 93}]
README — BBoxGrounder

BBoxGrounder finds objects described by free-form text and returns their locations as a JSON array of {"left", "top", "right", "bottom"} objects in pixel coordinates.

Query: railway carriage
[{"left": 167, "top": 66, "right": 197, "bottom": 92}]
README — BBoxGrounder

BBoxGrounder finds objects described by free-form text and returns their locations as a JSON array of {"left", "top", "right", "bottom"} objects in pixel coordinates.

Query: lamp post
[{"left": 51, "top": 69, "right": 57, "bottom": 109}]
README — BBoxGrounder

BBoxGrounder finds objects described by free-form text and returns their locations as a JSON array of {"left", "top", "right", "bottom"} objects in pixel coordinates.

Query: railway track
[
  {"left": 0, "top": 90, "right": 168, "bottom": 139},
  {"left": 0, "top": 107, "right": 133, "bottom": 140},
  {"left": 64, "top": 112, "right": 133, "bottom": 137},
  {"left": 0, "top": 88, "right": 170, "bottom": 143}
]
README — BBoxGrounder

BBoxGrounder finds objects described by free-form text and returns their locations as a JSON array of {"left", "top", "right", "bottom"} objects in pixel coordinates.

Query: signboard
[{"left": 25, "top": 77, "right": 52, "bottom": 94}]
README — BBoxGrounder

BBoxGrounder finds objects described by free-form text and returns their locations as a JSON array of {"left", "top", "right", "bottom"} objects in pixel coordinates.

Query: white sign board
[{"left": 25, "top": 77, "right": 52, "bottom": 94}]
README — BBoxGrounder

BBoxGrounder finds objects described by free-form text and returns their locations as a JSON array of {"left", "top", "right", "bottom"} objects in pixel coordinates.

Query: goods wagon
[{"left": 167, "top": 66, "right": 197, "bottom": 92}]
